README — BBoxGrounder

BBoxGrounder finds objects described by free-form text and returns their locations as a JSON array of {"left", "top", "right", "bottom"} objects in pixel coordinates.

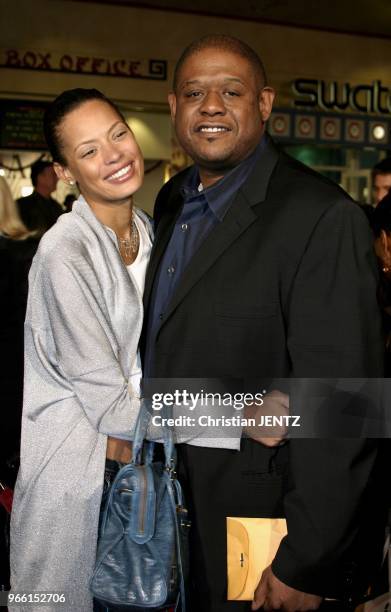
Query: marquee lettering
[
  {"left": 293, "top": 78, "right": 391, "bottom": 115},
  {"left": 1, "top": 48, "right": 166, "bottom": 81}
]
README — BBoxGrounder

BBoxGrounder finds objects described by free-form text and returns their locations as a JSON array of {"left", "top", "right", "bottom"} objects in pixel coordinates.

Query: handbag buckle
[{"left": 166, "top": 458, "right": 177, "bottom": 480}]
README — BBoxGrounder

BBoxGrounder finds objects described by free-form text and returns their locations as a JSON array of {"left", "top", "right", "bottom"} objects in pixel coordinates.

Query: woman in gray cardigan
[{"left": 10, "top": 89, "right": 153, "bottom": 611}]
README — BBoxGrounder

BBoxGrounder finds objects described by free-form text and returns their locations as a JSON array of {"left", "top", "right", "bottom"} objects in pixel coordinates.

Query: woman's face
[{"left": 55, "top": 99, "right": 144, "bottom": 206}]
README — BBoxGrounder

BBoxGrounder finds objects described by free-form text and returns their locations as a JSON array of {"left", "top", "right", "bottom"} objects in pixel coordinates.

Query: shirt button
[
  {"left": 181, "top": 223, "right": 189, "bottom": 231},
  {"left": 159, "top": 313, "right": 163, "bottom": 320},
  {"left": 167, "top": 265, "right": 175, "bottom": 275}
]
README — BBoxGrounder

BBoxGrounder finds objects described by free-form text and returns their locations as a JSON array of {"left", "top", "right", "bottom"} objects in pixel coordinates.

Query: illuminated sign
[
  {"left": 0, "top": 48, "right": 167, "bottom": 81},
  {"left": 293, "top": 79, "right": 391, "bottom": 114},
  {"left": 0, "top": 100, "right": 47, "bottom": 150}
]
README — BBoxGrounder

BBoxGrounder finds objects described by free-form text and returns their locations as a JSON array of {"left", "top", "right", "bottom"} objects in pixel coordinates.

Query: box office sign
[{"left": 0, "top": 48, "right": 167, "bottom": 81}]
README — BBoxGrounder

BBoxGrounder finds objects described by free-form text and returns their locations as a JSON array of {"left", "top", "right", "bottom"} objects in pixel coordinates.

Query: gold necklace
[{"left": 118, "top": 214, "right": 139, "bottom": 260}]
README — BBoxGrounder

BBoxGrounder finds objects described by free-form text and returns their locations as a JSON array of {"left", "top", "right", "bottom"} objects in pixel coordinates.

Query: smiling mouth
[
  {"left": 196, "top": 126, "right": 231, "bottom": 134},
  {"left": 105, "top": 163, "right": 133, "bottom": 181}
]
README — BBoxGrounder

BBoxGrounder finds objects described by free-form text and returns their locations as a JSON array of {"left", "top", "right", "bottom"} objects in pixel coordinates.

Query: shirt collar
[{"left": 181, "top": 136, "right": 266, "bottom": 221}]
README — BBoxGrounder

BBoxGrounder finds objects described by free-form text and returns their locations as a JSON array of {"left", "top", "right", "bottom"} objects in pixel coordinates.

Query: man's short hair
[
  {"left": 30, "top": 159, "right": 53, "bottom": 188},
  {"left": 172, "top": 34, "right": 267, "bottom": 91},
  {"left": 373, "top": 157, "right": 391, "bottom": 179},
  {"left": 371, "top": 191, "right": 391, "bottom": 236}
]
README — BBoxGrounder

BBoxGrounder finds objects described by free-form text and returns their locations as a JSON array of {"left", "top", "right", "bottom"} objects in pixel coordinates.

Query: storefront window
[{"left": 283, "top": 144, "right": 390, "bottom": 204}]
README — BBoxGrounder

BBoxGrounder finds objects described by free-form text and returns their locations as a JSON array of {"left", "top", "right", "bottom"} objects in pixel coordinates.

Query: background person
[
  {"left": 10, "top": 88, "right": 152, "bottom": 611},
  {"left": 371, "top": 191, "right": 391, "bottom": 375},
  {"left": 142, "top": 34, "right": 386, "bottom": 611},
  {"left": 0, "top": 176, "right": 38, "bottom": 467},
  {"left": 373, "top": 157, "right": 391, "bottom": 206},
  {"left": 0, "top": 176, "right": 38, "bottom": 590},
  {"left": 17, "top": 159, "right": 63, "bottom": 235}
]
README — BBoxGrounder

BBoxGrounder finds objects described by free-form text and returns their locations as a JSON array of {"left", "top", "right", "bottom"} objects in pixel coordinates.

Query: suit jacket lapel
[{"left": 147, "top": 134, "right": 280, "bottom": 327}]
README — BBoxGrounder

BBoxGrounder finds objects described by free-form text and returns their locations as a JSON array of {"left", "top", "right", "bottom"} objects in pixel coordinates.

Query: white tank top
[{"left": 126, "top": 213, "right": 152, "bottom": 396}]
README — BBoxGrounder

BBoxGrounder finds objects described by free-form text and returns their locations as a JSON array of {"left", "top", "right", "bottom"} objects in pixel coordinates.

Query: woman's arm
[{"left": 28, "top": 253, "right": 141, "bottom": 439}]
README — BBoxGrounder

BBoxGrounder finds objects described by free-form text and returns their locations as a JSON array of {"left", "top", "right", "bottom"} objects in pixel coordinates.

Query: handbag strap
[
  {"left": 164, "top": 471, "right": 187, "bottom": 612},
  {"left": 132, "top": 400, "right": 175, "bottom": 469},
  {"left": 162, "top": 419, "right": 175, "bottom": 469},
  {"left": 132, "top": 399, "right": 151, "bottom": 463}
]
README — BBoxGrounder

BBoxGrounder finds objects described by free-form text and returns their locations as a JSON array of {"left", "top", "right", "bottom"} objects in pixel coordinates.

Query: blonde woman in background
[
  {"left": 0, "top": 174, "right": 36, "bottom": 239},
  {"left": 0, "top": 176, "right": 38, "bottom": 589},
  {"left": 0, "top": 175, "right": 38, "bottom": 464}
]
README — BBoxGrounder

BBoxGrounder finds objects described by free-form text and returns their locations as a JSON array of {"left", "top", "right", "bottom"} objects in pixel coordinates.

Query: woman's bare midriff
[{"left": 106, "top": 436, "right": 132, "bottom": 463}]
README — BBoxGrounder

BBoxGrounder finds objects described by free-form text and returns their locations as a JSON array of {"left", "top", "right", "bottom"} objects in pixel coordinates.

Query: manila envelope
[{"left": 227, "top": 517, "right": 287, "bottom": 601}]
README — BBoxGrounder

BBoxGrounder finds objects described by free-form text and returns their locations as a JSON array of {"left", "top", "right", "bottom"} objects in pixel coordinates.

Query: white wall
[
  {"left": 2, "top": 0, "right": 391, "bottom": 107},
  {"left": 1, "top": 0, "right": 391, "bottom": 207}
]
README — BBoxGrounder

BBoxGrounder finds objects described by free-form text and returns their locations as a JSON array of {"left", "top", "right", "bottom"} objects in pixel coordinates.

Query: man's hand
[
  {"left": 244, "top": 390, "right": 289, "bottom": 447},
  {"left": 252, "top": 566, "right": 322, "bottom": 611}
]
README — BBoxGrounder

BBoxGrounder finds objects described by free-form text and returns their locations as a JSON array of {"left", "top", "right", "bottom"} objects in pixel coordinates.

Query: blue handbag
[{"left": 90, "top": 404, "right": 190, "bottom": 610}]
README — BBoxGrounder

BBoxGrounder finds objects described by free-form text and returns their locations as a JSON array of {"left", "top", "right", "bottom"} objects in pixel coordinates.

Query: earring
[{"left": 68, "top": 180, "right": 75, "bottom": 186}]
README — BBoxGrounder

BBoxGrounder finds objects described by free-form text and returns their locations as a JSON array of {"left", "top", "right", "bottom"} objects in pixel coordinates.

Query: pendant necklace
[{"left": 118, "top": 214, "right": 139, "bottom": 260}]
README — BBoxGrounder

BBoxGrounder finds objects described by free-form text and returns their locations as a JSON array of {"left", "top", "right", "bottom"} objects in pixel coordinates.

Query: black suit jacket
[
  {"left": 17, "top": 191, "right": 63, "bottom": 234},
  {"left": 142, "top": 136, "right": 386, "bottom": 600}
]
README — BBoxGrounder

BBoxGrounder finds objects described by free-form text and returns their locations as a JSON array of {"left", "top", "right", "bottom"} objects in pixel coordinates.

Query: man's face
[
  {"left": 39, "top": 165, "right": 58, "bottom": 195},
  {"left": 374, "top": 173, "right": 391, "bottom": 205},
  {"left": 168, "top": 48, "right": 274, "bottom": 176}
]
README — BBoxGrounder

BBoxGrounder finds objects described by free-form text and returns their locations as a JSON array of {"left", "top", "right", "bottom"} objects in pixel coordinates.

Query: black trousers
[
  {"left": 177, "top": 443, "right": 380, "bottom": 612},
  {"left": 178, "top": 442, "right": 288, "bottom": 612}
]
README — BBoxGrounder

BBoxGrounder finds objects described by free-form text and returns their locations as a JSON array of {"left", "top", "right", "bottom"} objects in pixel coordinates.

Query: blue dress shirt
[{"left": 144, "top": 138, "right": 265, "bottom": 376}]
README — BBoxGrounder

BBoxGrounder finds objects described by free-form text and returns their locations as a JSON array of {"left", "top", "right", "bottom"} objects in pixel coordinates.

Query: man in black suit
[
  {"left": 17, "top": 159, "right": 63, "bottom": 235},
  {"left": 142, "top": 35, "right": 386, "bottom": 611}
]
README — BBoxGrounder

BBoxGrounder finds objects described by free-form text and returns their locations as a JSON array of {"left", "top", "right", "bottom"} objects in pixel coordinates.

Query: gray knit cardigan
[{"left": 10, "top": 196, "right": 152, "bottom": 612}]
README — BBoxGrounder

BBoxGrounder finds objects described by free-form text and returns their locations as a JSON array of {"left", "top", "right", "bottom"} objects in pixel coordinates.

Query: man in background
[
  {"left": 373, "top": 157, "right": 391, "bottom": 206},
  {"left": 17, "top": 159, "right": 63, "bottom": 234}
]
